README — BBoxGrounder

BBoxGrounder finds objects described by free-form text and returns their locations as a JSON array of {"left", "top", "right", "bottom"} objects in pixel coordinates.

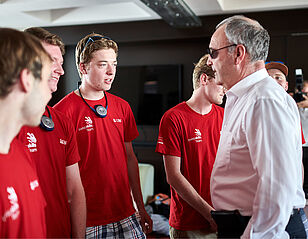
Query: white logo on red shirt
[
  {"left": 113, "top": 119, "right": 122, "bottom": 123},
  {"left": 60, "top": 139, "right": 67, "bottom": 145},
  {"left": 85, "top": 116, "right": 92, "bottom": 125},
  {"left": 188, "top": 129, "right": 202, "bottom": 142},
  {"left": 78, "top": 116, "right": 94, "bottom": 132},
  {"left": 2, "top": 187, "right": 20, "bottom": 222},
  {"left": 26, "top": 132, "right": 37, "bottom": 152},
  {"left": 30, "top": 180, "right": 39, "bottom": 191}
]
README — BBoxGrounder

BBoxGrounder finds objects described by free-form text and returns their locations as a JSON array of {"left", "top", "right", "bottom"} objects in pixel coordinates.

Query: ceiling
[{"left": 1, "top": 0, "right": 308, "bottom": 29}]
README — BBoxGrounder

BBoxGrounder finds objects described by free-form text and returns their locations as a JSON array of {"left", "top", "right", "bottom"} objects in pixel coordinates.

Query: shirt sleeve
[
  {"left": 155, "top": 111, "right": 182, "bottom": 157},
  {"left": 123, "top": 102, "right": 139, "bottom": 142},
  {"left": 64, "top": 119, "right": 81, "bottom": 166},
  {"left": 241, "top": 98, "right": 301, "bottom": 239}
]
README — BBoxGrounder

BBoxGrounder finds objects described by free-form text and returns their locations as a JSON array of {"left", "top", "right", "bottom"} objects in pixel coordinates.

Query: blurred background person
[{"left": 0, "top": 27, "right": 52, "bottom": 237}]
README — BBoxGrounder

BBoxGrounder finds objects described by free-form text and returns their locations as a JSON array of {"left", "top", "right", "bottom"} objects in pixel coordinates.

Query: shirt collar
[{"left": 226, "top": 68, "right": 269, "bottom": 99}]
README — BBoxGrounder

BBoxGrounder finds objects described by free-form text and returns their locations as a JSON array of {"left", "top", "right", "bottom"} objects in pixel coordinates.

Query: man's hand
[
  {"left": 208, "top": 216, "right": 217, "bottom": 232},
  {"left": 138, "top": 209, "right": 153, "bottom": 234},
  {"left": 202, "top": 208, "right": 217, "bottom": 232},
  {"left": 297, "top": 94, "right": 308, "bottom": 108}
]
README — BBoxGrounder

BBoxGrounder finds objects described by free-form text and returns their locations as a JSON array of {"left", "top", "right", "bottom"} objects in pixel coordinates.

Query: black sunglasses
[
  {"left": 206, "top": 44, "right": 237, "bottom": 59},
  {"left": 81, "top": 35, "right": 112, "bottom": 53}
]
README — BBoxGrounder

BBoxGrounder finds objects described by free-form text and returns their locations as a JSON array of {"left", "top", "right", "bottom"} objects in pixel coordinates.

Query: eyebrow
[{"left": 97, "top": 60, "right": 117, "bottom": 63}]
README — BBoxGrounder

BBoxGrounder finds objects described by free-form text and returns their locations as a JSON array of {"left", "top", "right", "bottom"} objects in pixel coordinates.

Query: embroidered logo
[
  {"left": 2, "top": 187, "right": 20, "bottom": 222},
  {"left": 60, "top": 139, "right": 67, "bottom": 145},
  {"left": 78, "top": 116, "right": 94, "bottom": 132},
  {"left": 188, "top": 129, "right": 202, "bottom": 143},
  {"left": 30, "top": 180, "right": 39, "bottom": 191},
  {"left": 113, "top": 119, "right": 122, "bottom": 123},
  {"left": 26, "top": 132, "right": 37, "bottom": 152},
  {"left": 85, "top": 116, "right": 92, "bottom": 125}
]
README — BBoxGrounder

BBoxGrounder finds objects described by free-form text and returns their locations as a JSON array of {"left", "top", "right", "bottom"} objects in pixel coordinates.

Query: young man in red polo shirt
[
  {"left": 17, "top": 27, "right": 86, "bottom": 238},
  {"left": 156, "top": 54, "right": 225, "bottom": 238},
  {"left": 54, "top": 33, "right": 152, "bottom": 238},
  {"left": 0, "top": 27, "right": 51, "bottom": 237}
]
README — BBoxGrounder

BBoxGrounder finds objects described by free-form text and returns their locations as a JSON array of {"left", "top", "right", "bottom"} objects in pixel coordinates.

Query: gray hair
[{"left": 216, "top": 15, "right": 270, "bottom": 62}]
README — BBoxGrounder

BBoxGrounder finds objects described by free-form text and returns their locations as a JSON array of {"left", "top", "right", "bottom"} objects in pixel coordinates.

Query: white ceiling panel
[{"left": 0, "top": 0, "right": 307, "bottom": 29}]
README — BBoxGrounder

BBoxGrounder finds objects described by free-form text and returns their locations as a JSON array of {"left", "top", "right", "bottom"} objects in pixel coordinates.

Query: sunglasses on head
[
  {"left": 81, "top": 35, "right": 112, "bottom": 53},
  {"left": 206, "top": 44, "right": 237, "bottom": 59}
]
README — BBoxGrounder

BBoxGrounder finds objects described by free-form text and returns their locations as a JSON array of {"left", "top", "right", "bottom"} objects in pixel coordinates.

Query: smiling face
[
  {"left": 82, "top": 48, "right": 117, "bottom": 92},
  {"left": 24, "top": 56, "right": 52, "bottom": 126},
  {"left": 42, "top": 42, "right": 64, "bottom": 93}
]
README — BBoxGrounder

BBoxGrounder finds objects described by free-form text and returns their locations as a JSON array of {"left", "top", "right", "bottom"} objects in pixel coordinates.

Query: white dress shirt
[{"left": 211, "top": 69, "right": 306, "bottom": 239}]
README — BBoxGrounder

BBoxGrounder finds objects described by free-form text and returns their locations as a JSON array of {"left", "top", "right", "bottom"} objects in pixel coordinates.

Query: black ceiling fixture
[{"left": 140, "top": 0, "right": 202, "bottom": 28}]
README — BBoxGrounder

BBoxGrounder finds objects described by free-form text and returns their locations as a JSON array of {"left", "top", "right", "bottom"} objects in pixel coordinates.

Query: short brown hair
[
  {"left": 0, "top": 28, "right": 50, "bottom": 98},
  {"left": 192, "top": 54, "right": 215, "bottom": 90},
  {"left": 24, "top": 27, "right": 65, "bottom": 55},
  {"left": 75, "top": 33, "right": 118, "bottom": 77}
]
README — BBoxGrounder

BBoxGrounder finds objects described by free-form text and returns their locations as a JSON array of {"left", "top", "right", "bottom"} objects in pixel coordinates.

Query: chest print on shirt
[
  {"left": 78, "top": 116, "right": 94, "bottom": 132},
  {"left": 59, "top": 139, "right": 67, "bottom": 145},
  {"left": 2, "top": 187, "right": 20, "bottom": 222},
  {"left": 188, "top": 129, "right": 202, "bottom": 143},
  {"left": 26, "top": 132, "right": 37, "bottom": 152},
  {"left": 113, "top": 118, "right": 122, "bottom": 123}
]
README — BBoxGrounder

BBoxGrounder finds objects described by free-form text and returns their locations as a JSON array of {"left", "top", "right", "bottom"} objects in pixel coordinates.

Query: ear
[
  {"left": 234, "top": 44, "right": 246, "bottom": 65},
  {"left": 79, "top": 63, "right": 88, "bottom": 75},
  {"left": 285, "top": 81, "right": 289, "bottom": 91},
  {"left": 19, "top": 68, "right": 33, "bottom": 93},
  {"left": 200, "top": 73, "right": 208, "bottom": 86}
]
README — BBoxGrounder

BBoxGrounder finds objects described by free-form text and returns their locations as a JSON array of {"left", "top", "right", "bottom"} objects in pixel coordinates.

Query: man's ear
[
  {"left": 235, "top": 44, "right": 246, "bottom": 65},
  {"left": 200, "top": 73, "right": 208, "bottom": 86},
  {"left": 19, "top": 68, "right": 33, "bottom": 93},
  {"left": 79, "top": 63, "right": 88, "bottom": 75}
]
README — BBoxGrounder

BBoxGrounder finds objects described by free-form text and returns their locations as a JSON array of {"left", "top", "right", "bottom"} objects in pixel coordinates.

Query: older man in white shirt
[{"left": 207, "top": 15, "right": 306, "bottom": 239}]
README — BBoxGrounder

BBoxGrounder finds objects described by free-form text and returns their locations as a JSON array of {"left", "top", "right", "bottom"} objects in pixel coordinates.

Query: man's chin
[
  {"left": 49, "top": 81, "right": 58, "bottom": 93},
  {"left": 50, "top": 85, "right": 57, "bottom": 93}
]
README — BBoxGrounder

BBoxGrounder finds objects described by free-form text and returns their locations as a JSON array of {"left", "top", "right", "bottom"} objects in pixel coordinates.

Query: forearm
[
  {"left": 69, "top": 187, "right": 87, "bottom": 238},
  {"left": 168, "top": 172, "right": 213, "bottom": 220},
  {"left": 66, "top": 164, "right": 87, "bottom": 238},
  {"left": 127, "top": 154, "right": 145, "bottom": 211}
]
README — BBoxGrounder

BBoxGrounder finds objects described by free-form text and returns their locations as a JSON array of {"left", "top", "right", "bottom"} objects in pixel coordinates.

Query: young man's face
[
  {"left": 84, "top": 48, "right": 117, "bottom": 92},
  {"left": 204, "top": 76, "right": 226, "bottom": 105},
  {"left": 25, "top": 57, "right": 52, "bottom": 126},
  {"left": 42, "top": 42, "right": 64, "bottom": 93},
  {"left": 267, "top": 68, "right": 288, "bottom": 91}
]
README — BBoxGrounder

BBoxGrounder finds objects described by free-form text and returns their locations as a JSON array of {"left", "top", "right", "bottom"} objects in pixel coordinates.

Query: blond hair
[{"left": 192, "top": 54, "right": 215, "bottom": 90}]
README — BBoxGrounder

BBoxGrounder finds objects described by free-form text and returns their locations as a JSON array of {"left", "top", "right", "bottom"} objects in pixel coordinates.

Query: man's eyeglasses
[
  {"left": 206, "top": 44, "right": 237, "bottom": 59},
  {"left": 81, "top": 35, "right": 112, "bottom": 53}
]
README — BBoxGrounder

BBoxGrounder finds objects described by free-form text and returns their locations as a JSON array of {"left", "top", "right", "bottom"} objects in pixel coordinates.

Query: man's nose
[
  {"left": 55, "top": 62, "right": 64, "bottom": 75},
  {"left": 207, "top": 56, "right": 213, "bottom": 66},
  {"left": 106, "top": 64, "right": 115, "bottom": 75}
]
